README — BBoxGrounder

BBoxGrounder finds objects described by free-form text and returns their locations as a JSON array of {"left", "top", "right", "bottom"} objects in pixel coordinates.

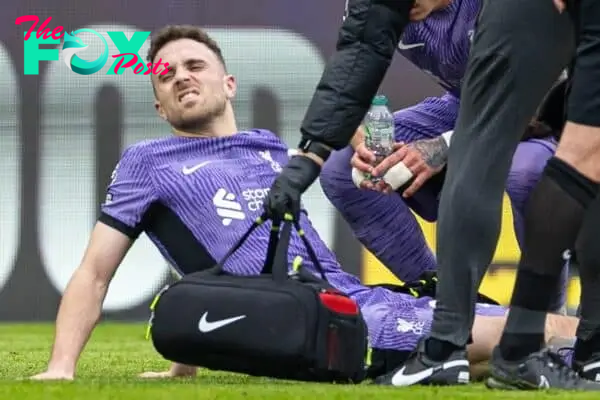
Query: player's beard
[{"left": 172, "top": 93, "right": 228, "bottom": 135}]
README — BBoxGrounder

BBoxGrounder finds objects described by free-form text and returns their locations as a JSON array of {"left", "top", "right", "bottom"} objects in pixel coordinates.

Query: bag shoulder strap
[
  {"left": 213, "top": 213, "right": 328, "bottom": 282},
  {"left": 262, "top": 213, "right": 327, "bottom": 282},
  {"left": 213, "top": 217, "right": 265, "bottom": 273}
]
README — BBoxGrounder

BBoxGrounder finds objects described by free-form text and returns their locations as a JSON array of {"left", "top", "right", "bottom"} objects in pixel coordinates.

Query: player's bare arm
[
  {"left": 30, "top": 222, "right": 132, "bottom": 380},
  {"left": 409, "top": 137, "right": 448, "bottom": 169}
]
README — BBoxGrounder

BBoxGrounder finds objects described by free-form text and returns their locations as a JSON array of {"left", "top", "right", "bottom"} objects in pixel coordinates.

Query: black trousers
[
  {"left": 428, "top": 0, "right": 576, "bottom": 347},
  {"left": 567, "top": 0, "right": 600, "bottom": 127}
]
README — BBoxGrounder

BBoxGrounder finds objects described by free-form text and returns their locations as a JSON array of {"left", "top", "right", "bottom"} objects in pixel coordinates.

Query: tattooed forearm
[{"left": 409, "top": 136, "right": 449, "bottom": 169}]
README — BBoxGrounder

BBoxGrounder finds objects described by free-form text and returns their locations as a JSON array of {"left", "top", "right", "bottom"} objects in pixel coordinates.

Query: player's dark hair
[{"left": 147, "top": 25, "right": 226, "bottom": 69}]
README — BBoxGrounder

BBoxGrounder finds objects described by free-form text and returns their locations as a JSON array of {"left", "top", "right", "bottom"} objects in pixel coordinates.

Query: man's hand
[
  {"left": 371, "top": 136, "right": 448, "bottom": 197},
  {"left": 264, "top": 154, "right": 322, "bottom": 221},
  {"left": 350, "top": 142, "right": 378, "bottom": 190},
  {"left": 139, "top": 363, "right": 197, "bottom": 379},
  {"left": 553, "top": 0, "right": 566, "bottom": 13},
  {"left": 138, "top": 371, "right": 177, "bottom": 379},
  {"left": 29, "top": 370, "right": 74, "bottom": 381},
  {"left": 410, "top": 0, "right": 451, "bottom": 21}
]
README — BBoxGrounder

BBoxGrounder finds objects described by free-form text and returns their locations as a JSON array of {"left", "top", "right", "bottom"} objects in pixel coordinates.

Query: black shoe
[
  {"left": 374, "top": 339, "right": 470, "bottom": 386},
  {"left": 486, "top": 346, "right": 600, "bottom": 390},
  {"left": 574, "top": 355, "right": 600, "bottom": 382}
]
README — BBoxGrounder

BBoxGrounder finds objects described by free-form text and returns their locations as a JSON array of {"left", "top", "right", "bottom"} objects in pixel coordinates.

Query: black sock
[
  {"left": 574, "top": 335, "right": 600, "bottom": 363},
  {"left": 425, "top": 337, "right": 463, "bottom": 361},
  {"left": 575, "top": 192, "right": 600, "bottom": 362},
  {"left": 498, "top": 157, "right": 598, "bottom": 361},
  {"left": 499, "top": 271, "right": 560, "bottom": 361},
  {"left": 518, "top": 158, "right": 595, "bottom": 276}
]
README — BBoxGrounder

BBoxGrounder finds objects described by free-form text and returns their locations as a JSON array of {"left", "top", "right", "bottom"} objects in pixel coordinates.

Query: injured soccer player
[{"left": 29, "top": 25, "right": 580, "bottom": 382}]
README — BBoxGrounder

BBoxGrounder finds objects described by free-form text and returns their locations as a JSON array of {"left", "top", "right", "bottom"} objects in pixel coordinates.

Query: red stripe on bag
[{"left": 319, "top": 291, "right": 359, "bottom": 315}]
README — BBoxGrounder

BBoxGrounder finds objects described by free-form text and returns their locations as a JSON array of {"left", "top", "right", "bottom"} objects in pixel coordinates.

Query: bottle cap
[{"left": 371, "top": 95, "right": 388, "bottom": 106}]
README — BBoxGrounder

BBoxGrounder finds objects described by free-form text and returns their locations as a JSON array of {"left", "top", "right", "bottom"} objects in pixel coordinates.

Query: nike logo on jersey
[
  {"left": 182, "top": 161, "right": 211, "bottom": 175},
  {"left": 198, "top": 312, "right": 246, "bottom": 333},
  {"left": 390, "top": 359, "right": 469, "bottom": 386},
  {"left": 398, "top": 41, "right": 425, "bottom": 50}
]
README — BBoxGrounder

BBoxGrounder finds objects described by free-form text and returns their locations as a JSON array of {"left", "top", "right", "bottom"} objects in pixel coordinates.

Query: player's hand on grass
[
  {"left": 138, "top": 371, "right": 178, "bottom": 379},
  {"left": 138, "top": 370, "right": 196, "bottom": 379},
  {"left": 29, "top": 370, "right": 74, "bottom": 381},
  {"left": 139, "top": 363, "right": 197, "bottom": 379}
]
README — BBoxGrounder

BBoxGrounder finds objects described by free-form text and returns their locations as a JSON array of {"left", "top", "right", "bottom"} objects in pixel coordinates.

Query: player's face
[
  {"left": 410, "top": 0, "right": 452, "bottom": 21},
  {"left": 152, "top": 38, "right": 236, "bottom": 132}
]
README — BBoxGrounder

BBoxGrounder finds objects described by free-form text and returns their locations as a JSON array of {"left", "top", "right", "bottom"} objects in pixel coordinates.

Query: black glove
[{"left": 264, "top": 155, "right": 321, "bottom": 221}]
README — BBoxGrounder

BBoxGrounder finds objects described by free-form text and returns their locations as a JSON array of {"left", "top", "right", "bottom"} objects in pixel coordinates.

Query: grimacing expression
[{"left": 152, "top": 38, "right": 236, "bottom": 131}]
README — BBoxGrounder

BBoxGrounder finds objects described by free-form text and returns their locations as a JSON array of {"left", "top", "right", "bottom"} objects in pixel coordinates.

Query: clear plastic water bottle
[{"left": 364, "top": 95, "right": 395, "bottom": 178}]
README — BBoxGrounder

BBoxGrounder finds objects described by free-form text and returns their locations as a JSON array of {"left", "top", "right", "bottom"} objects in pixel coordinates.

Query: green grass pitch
[{"left": 0, "top": 323, "right": 596, "bottom": 399}]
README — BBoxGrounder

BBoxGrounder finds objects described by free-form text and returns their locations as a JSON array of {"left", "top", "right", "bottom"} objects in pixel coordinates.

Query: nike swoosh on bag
[{"left": 198, "top": 312, "right": 246, "bottom": 333}]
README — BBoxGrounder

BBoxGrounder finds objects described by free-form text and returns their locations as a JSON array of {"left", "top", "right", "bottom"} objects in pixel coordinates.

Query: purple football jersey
[
  {"left": 99, "top": 129, "right": 509, "bottom": 352},
  {"left": 398, "top": 0, "right": 479, "bottom": 96},
  {"left": 99, "top": 130, "right": 363, "bottom": 292}
]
